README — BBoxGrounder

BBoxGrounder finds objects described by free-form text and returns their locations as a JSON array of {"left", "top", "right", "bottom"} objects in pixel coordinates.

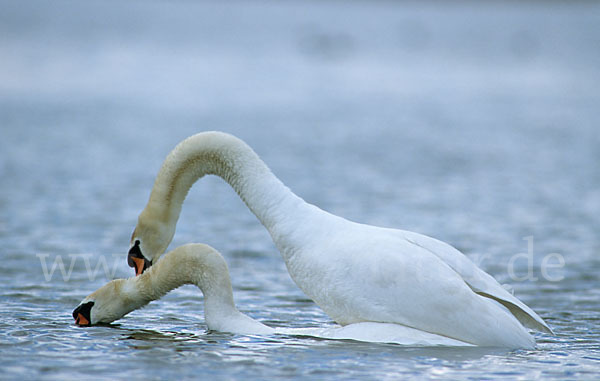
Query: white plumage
[{"left": 124, "top": 131, "right": 551, "bottom": 348}]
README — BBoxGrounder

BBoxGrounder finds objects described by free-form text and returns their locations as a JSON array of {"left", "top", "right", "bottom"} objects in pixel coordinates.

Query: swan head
[
  {"left": 72, "top": 279, "right": 134, "bottom": 325},
  {"left": 128, "top": 240, "right": 152, "bottom": 276},
  {"left": 128, "top": 211, "right": 175, "bottom": 276}
]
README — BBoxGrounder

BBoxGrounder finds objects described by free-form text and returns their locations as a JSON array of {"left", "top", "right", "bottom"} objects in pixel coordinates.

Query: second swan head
[{"left": 128, "top": 210, "right": 175, "bottom": 276}]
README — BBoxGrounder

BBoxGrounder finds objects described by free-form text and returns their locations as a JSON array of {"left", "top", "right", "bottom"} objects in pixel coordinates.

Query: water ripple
[{"left": 1, "top": 0, "right": 599, "bottom": 379}]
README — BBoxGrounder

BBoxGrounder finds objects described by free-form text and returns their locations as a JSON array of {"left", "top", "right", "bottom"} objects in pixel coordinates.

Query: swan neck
[
  {"left": 133, "top": 244, "right": 239, "bottom": 326},
  {"left": 145, "top": 132, "right": 304, "bottom": 235}
]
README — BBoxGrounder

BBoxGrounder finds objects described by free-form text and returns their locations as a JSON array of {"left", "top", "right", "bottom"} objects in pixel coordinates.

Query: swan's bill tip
[
  {"left": 131, "top": 256, "right": 152, "bottom": 276},
  {"left": 133, "top": 257, "right": 144, "bottom": 276},
  {"left": 75, "top": 313, "right": 90, "bottom": 326}
]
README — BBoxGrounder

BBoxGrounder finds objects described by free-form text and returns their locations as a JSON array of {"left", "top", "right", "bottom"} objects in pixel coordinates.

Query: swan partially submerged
[
  {"left": 74, "top": 244, "right": 472, "bottom": 346},
  {"left": 124, "top": 131, "right": 551, "bottom": 348},
  {"left": 74, "top": 244, "right": 272, "bottom": 335}
]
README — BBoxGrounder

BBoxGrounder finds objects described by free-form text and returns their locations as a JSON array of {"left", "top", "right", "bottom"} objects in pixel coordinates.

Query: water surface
[{"left": 1, "top": 0, "right": 599, "bottom": 379}]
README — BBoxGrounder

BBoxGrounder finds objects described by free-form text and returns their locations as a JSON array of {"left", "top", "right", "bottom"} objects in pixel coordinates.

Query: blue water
[{"left": 1, "top": 0, "right": 599, "bottom": 379}]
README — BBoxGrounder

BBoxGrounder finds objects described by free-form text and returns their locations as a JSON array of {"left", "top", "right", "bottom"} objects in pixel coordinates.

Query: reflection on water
[{"left": 1, "top": 0, "right": 599, "bottom": 379}]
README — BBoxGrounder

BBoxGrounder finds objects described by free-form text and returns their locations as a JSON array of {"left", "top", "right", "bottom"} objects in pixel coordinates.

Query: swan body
[
  {"left": 127, "top": 131, "right": 552, "bottom": 348},
  {"left": 74, "top": 243, "right": 472, "bottom": 346}
]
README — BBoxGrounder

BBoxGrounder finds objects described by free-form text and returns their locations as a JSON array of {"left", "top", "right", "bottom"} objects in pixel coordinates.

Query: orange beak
[
  {"left": 132, "top": 256, "right": 146, "bottom": 276},
  {"left": 72, "top": 301, "right": 94, "bottom": 326},
  {"left": 127, "top": 240, "right": 152, "bottom": 276},
  {"left": 75, "top": 313, "right": 90, "bottom": 326}
]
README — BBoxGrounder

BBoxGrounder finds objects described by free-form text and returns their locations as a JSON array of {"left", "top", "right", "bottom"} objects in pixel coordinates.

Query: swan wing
[
  {"left": 294, "top": 225, "right": 534, "bottom": 348},
  {"left": 401, "top": 230, "right": 553, "bottom": 334},
  {"left": 280, "top": 214, "right": 540, "bottom": 347}
]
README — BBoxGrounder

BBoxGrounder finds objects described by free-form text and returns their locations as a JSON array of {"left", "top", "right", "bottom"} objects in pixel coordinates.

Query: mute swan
[
  {"left": 74, "top": 243, "right": 472, "bottom": 346},
  {"left": 74, "top": 244, "right": 272, "bottom": 334},
  {"left": 126, "top": 131, "right": 552, "bottom": 348}
]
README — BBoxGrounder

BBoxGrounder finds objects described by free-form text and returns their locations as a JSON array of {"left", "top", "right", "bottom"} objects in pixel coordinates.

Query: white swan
[
  {"left": 74, "top": 244, "right": 272, "bottom": 334},
  {"left": 126, "top": 131, "right": 552, "bottom": 348},
  {"left": 74, "top": 243, "right": 472, "bottom": 346}
]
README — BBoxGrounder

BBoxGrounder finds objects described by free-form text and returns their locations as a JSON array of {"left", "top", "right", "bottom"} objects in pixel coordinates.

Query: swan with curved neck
[
  {"left": 74, "top": 243, "right": 474, "bottom": 346},
  {"left": 126, "top": 131, "right": 552, "bottom": 348},
  {"left": 74, "top": 244, "right": 272, "bottom": 333}
]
